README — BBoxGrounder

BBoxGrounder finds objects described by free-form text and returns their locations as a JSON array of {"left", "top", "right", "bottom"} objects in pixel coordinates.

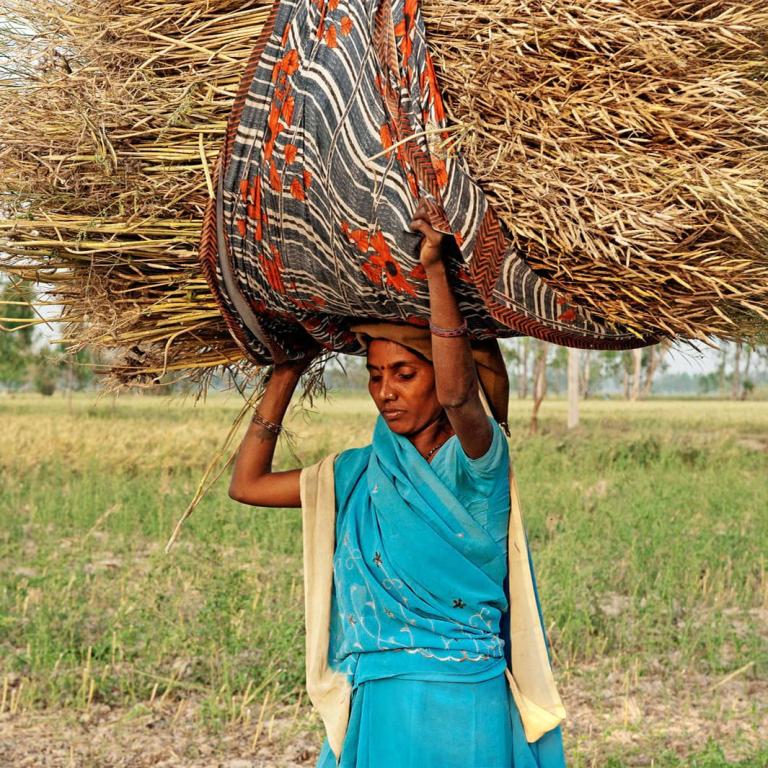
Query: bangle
[
  {"left": 429, "top": 320, "right": 468, "bottom": 338},
  {"left": 251, "top": 409, "right": 283, "bottom": 435}
]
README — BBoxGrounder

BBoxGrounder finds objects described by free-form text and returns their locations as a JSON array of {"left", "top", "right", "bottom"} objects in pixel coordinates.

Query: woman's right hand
[
  {"left": 272, "top": 341, "right": 322, "bottom": 378},
  {"left": 228, "top": 344, "right": 321, "bottom": 509}
]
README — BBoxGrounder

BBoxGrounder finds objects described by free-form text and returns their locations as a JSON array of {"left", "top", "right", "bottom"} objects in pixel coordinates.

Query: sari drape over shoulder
[{"left": 300, "top": 417, "right": 566, "bottom": 766}]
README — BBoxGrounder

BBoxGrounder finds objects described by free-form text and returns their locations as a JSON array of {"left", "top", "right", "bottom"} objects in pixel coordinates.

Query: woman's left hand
[{"left": 409, "top": 200, "right": 448, "bottom": 270}]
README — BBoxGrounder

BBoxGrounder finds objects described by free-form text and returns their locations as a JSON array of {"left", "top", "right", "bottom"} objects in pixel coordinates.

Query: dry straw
[
  {"left": 423, "top": 0, "right": 768, "bottom": 341},
  {"left": 0, "top": 0, "right": 272, "bottom": 390},
  {"left": 1, "top": 0, "right": 767, "bottom": 391}
]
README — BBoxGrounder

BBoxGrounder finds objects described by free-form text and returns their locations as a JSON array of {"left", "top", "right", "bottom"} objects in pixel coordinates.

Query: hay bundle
[
  {"left": 424, "top": 0, "right": 768, "bottom": 339},
  {"left": 0, "top": 0, "right": 272, "bottom": 389},
  {"left": 1, "top": 0, "right": 767, "bottom": 390}
]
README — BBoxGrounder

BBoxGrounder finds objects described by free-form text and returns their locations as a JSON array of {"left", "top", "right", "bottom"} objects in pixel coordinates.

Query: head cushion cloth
[{"left": 350, "top": 321, "right": 510, "bottom": 434}]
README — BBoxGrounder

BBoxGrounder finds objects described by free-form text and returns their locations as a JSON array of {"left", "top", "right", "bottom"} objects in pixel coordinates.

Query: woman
[{"left": 228, "top": 201, "right": 567, "bottom": 767}]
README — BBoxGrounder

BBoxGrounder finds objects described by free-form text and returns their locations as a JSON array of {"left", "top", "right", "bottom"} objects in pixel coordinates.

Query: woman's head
[{"left": 366, "top": 339, "right": 443, "bottom": 436}]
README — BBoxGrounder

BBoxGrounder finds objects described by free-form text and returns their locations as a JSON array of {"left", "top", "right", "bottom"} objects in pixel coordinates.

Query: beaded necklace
[{"left": 424, "top": 432, "right": 452, "bottom": 462}]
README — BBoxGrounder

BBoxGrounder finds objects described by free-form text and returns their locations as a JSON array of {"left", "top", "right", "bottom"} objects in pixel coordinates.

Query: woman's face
[{"left": 366, "top": 339, "right": 443, "bottom": 435}]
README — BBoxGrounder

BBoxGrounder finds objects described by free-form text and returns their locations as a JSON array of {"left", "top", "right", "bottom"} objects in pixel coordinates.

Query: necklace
[{"left": 425, "top": 433, "right": 452, "bottom": 461}]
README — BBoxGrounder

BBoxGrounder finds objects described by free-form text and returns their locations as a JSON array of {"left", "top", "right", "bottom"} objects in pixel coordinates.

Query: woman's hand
[
  {"left": 228, "top": 343, "right": 320, "bottom": 509},
  {"left": 409, "top": 200, "right": 449, "bottom": 271},
  {"left": 272, "top": 338, "right": 322, "bottom": 380}
]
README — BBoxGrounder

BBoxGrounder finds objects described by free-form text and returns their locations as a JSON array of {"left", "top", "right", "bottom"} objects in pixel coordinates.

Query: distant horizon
[{"left": 30, "top": 303, "right": 739, "bottom": 378}]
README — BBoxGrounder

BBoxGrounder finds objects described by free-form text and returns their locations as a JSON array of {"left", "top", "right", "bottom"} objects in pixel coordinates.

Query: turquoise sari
[{"left": 315, "top": 415, "right": 566, "bottom": 767}]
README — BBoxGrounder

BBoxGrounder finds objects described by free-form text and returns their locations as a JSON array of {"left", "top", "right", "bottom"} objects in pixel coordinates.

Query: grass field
[{"left": 0, "top": 391, "right": 766, "bottom": 767}]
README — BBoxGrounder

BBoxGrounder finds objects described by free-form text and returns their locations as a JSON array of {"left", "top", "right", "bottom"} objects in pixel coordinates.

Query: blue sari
[{"left": 315, "top": 415, "right": 566, "bottom": 767}]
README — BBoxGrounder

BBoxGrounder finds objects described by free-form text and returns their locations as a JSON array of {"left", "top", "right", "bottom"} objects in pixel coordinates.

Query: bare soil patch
[{"left": 0, "top": 665, "right": 764, "bottom": 767}]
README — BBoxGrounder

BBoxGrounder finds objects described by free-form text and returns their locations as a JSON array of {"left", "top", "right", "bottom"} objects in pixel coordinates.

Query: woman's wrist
[
  {"left": 422, "top": 259, "right": 447, "bottom": 278},
  {"left": 430, "top": 319, "right": 468, "bottom": 337},
  {"left": 253, "top": 363, "right": 304, "bottom": 431},
  {"left": 250, "top": 409, "right": 283, "bottom": 435},
  {"left": 270, "top": 364, "right": 304, "bottom": 383}
]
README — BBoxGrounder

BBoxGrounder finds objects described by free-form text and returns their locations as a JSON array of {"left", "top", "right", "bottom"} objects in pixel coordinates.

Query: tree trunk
[
  {"left": 641, "top": 340, "right": 671, "bottom": 398},
  {"left": 629, "top": 348, "right": 642, "bottom": 400},
  {"left": 741, "top": 345, "right": 753, "bottom": 400},
  {"left": 518, "top": 338, "right": 530, "bottom": 399},
  {"left": 718, "top": 343, "right": 727, "bottom": 396},
  {"left": 529, "top": 342, "right": 548, "bottom": 435},
  {"left": 66, "top": 358, "right": 74, "bottom": 415},
  {"left": 567, "top": 348, "right": 580, "bottom": 429},
  {"left": 731, "top": 343, "right": 742, "bottom": 400},
  {"left": 579, "top": 350, "right": 592, "bottom": 400}
]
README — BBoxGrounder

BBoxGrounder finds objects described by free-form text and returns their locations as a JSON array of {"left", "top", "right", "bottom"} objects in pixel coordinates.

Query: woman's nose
[{"left": 380, "top": 380, "right": 396, "bottom": 401}]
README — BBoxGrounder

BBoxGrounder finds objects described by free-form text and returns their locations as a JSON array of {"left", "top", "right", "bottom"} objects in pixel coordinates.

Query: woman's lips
[{"left": 382, "top": 409, "right": 404, "bottom": 419}]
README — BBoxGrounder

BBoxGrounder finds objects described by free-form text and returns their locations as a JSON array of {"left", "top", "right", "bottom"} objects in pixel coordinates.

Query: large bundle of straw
[
  {"left": 424, "top": 0, "right": 768, "bottom": 340},
  {"left": 0, "top": 0, "right": 272, "bottom": 389},
  {"left": 1, "top": 0, "right": 767, "bottom": 389}
]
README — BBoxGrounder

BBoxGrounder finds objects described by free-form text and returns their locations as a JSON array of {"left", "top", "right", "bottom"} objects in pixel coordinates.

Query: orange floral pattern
[{"left": 214, "top": 0, "right": 645, "bottom": 363}]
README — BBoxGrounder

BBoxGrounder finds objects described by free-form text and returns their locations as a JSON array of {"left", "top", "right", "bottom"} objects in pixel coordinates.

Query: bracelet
[
  {"left": 429, "top": 320, "right": 468, "bottom": 338},
  {"left": 250, "top": 409, "right": 283, "bottom": 435}
]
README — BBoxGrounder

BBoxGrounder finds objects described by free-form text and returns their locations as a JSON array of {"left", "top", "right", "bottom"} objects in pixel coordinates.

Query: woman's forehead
[{"left": 366, "top": 339, "right": 429, "bottom": 368}]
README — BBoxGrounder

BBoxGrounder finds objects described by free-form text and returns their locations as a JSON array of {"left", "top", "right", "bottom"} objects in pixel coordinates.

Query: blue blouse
[{"left": 429, "top": 419, "right": 510, "bottom": 548}]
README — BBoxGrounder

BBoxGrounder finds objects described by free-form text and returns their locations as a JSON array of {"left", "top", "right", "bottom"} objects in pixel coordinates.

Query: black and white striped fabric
[{"left": 202, "top": 0, "right": 652, "bottom": 363}]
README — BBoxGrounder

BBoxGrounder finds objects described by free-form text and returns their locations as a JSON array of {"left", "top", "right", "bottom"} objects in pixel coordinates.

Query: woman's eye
[
  {"left": 369, "top": 376, "right": 382, "bottom": 384},
  {"left": 398, "top": 373, "right": 415, "bottom": 380}
]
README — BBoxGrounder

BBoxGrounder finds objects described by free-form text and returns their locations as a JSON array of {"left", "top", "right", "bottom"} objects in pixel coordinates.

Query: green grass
[
  {"left": 597, "top": 741, "right": 768, "bottom": 767},
  {"left": 0, "top": 391, "right": 766, "bottom": 762}
]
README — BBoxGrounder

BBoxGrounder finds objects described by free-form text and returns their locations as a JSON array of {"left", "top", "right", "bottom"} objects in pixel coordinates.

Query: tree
[
  {"left": 567, "top": 347, "right": 580, "bottom": 429},
  {"left": 529, "top": 341, "right": 548, "bottom": 435},
  {"left": 579, "top": 350, "right": 595, "bottom": 399},
  {"left": 740, "top": 344, "right": 754, "bottom": 400},
  {"left": 548, "top": 345, "right": 569, "bottom": 395},
  {"left": 731, "top": 343, "right": 742, "bottom": 400},
  {"left": 641, "top": 340, "right": 672, "bottom": 398},
  {"left": 718, "top": 343, "right": 728, "bottom": 396},
  {"left": 324, "top": 355, "right": 368, "bottom": 389},
  {"left": 518, "top": 338, "right": 531, "bottom": 399},
  {"left": 629, "top": 348, "right": 643, "bottom": 401},
  {"left": 0, "top": 279, "right": 36, "bottom": 390},
  {"left": 59, "top": 345, "right": 96, "bottom": 392},
  {"left": 600, "top": 350, "right": 632, "bottom": 398},
  {"left": 500, "top": 338, "right": 531, "bottom": 399},
  {"left": 698, "top": 370, "right": 720, "bottom": 395},
  {"left": 30, "top": 348, "right": 63, "bottom": 396}
]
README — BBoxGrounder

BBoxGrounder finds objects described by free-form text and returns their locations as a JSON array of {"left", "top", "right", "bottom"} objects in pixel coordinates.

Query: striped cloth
[{"left": 200, "top": 0, "right": 652, "bottom": 364}]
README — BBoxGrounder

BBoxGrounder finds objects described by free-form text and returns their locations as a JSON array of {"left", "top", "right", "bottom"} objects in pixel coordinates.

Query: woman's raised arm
[
  {"left": 228, "top": 359, "right": 313, "bottom": 508},
  {"left": 409, "top": 201, "right": 493, "bottom": 459}
]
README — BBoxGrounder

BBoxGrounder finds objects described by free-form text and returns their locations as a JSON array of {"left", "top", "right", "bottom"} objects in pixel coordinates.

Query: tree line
[
  {"left": 502, "top": 338, "right": 768, "bottom": 402},
  {"left": 3, "top": 278, "right": 767, "bottom": 401},
  {"left": 0, "top": 279, "right": 94, "bottom": 395},
  {"left": 503, "top": 339, "right": 768, "bottom": 434}
]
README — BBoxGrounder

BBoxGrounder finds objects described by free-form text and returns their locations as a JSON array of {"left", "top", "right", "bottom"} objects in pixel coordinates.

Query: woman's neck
[{"left": 407, "top": 411, "right": 454, "bottom": 460}]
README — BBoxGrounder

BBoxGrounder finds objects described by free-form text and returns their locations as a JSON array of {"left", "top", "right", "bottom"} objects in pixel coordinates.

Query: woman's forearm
[
  {"left": 424, "top": 260, "right": 479, "bottom": 408},
  {"left": 228, "top": 366, "right": 304, "bottom": 506},
  {"left": 410, "top": 200, "right": 492, "bottom": 457}
]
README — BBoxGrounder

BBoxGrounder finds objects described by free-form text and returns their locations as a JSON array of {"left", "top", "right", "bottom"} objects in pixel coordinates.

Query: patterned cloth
[{"left": 200, "top": 0, "right": 653, "bottom": 363}]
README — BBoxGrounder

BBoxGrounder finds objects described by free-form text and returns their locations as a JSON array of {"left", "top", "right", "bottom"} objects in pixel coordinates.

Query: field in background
[{"left": 0, "top": 391, "right": 766, "bottom": 767}]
